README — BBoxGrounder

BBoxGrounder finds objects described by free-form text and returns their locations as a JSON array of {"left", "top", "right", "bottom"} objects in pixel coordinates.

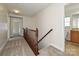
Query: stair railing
[{"left": 35, "top": 29, "right": 53, "bottom": 46}]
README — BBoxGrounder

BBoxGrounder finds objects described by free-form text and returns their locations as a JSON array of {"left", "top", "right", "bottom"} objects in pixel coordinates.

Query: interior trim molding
[
  {"left": 49, "top": 43, "right": 64, "bottom": 52},
  {"left": 0, "top": 40, "right": 8, "bottom": 53}
]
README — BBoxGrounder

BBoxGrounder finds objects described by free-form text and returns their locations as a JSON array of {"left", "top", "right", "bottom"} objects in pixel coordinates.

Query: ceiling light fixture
[{"left": 13, "top": 9, "right": 20, "bottom": 13}]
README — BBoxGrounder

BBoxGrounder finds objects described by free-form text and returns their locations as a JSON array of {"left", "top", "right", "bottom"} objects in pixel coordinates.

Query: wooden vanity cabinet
[{"left": 70, "top": 30, "right": 79, "bottom": 43}]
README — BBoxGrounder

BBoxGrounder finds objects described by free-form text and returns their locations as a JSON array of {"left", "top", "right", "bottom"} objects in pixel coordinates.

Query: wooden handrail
[
  {"left": 23, "top": 28, "right": 39, "bottom": 55},
  {"left": 35, "top": 29, "right": 53, "bottom": 46},
  {"left": 23, "top": 28, "right": 53, "bottom": 55}
]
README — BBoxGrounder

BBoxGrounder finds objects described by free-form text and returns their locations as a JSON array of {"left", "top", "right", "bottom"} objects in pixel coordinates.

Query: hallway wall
[
  {"left": 23, "top": 16, "right": 36, "bottom": 30},
  {"left": 33, "top": 4, "right": 65, "bottom": 52},
  {"left": 0, "top": 4, "right": 8, "bottom": 51}
]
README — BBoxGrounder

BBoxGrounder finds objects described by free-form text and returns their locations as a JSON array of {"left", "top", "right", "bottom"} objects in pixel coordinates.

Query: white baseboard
[
  {"left": 0, "top": 40, "right": 8, "bottom": 53},
  {"left": 49, "top": 43, "right": 64, "bottom": 52}
]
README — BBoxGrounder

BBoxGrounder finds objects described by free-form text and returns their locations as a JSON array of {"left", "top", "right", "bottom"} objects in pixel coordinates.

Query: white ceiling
[
  {"left": 65, "top": 3, "right": 79, "bottom": 17},
  {"left": 3, "top": 3, "right": 50, "bottom": 16}
]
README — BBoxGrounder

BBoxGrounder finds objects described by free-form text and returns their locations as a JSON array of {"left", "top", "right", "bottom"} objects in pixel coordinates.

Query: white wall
[
  {"left": 0, "top": 4, "right": 8, "bottom": 51},
  {"left": 33, "top": 4, "right": 65, "bottom": 52},
  {"left": 23, "top": 16, "right": 36, "bottom": 29}
]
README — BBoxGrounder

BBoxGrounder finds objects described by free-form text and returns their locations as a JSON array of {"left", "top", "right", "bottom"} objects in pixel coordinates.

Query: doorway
[
  {"left": 65, "top": 3, "right": 79, "bottom": 56},
  {"left": 10, "top": 16, "right": 23, "bottom": 38}
]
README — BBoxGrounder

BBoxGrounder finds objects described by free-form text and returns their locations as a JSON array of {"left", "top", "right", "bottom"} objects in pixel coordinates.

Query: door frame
[{"left": 9, "top": 16, "right": 23, "bottom": 38}]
